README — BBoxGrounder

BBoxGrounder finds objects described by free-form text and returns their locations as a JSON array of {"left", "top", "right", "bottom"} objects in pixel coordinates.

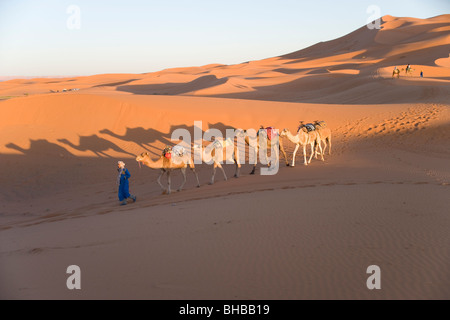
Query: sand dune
[
  {"left": 1, "top": 15, "right": 448, "bottom": 103},
  {"left": 0, "top": 15, "right": 449, "bottom": 299}
]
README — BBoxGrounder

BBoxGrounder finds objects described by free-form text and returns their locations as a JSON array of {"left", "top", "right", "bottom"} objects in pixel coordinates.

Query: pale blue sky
[{"left": 0, "top": 0, "right": 448, "bottom": 76}]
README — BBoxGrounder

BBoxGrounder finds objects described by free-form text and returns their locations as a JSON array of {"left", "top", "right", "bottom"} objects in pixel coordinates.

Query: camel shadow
[
  {"left": 99, "top": 127, "right": 174, "bottom": 157},
  {"left": 100, "top": 122, "right": 238, "bottom": 159},
  {"left": 58, "top": 134, "right": 136, "bottom": 158},
  {"left": 6, "top": 139, "right": 74, "bottom": 158}
]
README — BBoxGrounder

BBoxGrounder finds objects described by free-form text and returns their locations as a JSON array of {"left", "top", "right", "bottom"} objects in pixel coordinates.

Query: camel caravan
[{"left": 135, "top": 121, "right": 332, "bottom": 194}]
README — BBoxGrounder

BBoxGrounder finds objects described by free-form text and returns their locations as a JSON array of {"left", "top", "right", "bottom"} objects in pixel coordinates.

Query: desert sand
[{"left": 0, "top": 15, "right": 449, "bottom": 299}]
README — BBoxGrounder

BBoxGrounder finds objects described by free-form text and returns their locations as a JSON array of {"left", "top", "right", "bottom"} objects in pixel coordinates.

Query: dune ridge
[{"left": 1, "top": 15, "right": 449, "bottom": 104}]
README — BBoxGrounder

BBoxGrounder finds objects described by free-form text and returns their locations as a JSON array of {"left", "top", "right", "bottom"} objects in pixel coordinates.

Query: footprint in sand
[{"left": 29, "top": 248, "right": 44, "bottom": 254}]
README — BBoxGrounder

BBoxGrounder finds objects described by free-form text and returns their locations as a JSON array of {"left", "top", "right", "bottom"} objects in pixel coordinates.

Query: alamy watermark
[
  {"left": 366, "top": 5, "right": 381, "bottom": 30},
  {"left": 366, "top": 265, "right": 381, "bottom": 289},
  {"left": 66, "top": 265, "right": 81, "bottom": 290},
  {"left": 65, "top": 264, "right": 381, "bottom": 291},
  {"left": 67, "top": 5, "right": 81, "bottom": 30}
]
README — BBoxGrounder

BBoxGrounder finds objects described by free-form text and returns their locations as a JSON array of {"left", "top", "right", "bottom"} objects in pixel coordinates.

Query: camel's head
[
  {"left": 279, "top": 128, "right": 289, "bottom": 137},
  {"left": 136, "top": 152, "right": 149, "bottom": 162}
]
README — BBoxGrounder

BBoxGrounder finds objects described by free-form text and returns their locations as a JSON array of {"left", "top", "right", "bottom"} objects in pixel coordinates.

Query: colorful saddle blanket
[
  {"left": 299, "top": 123, "right": 316, "bottom": 133},
  {"left": 163, "top": 146, "right": 173, "bottom": 159},
  {"left": 258, "top": 127, "right": 278, "bottom": 140},
  {"left": 163, "top": 145, "right": 185, "bottom": 159}
]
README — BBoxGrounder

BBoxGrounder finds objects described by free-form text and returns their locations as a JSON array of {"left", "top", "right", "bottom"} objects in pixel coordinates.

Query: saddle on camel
[
  {"left": 162, "top": 145, "right": 185, "bottom": 159},
  {"left": 259, "top": 126, "right": 278, "bottom": 140},
  {"left": 298, "top": 122, "right": 316, "bottom": 133}
]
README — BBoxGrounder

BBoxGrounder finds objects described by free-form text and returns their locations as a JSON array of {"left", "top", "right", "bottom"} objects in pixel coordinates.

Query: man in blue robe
[{"left": 117, "top": 161, "right": 136, "bottom": 205}]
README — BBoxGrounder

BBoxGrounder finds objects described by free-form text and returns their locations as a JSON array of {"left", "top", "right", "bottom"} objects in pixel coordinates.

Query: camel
[
  {"left": 279, "top": 125, "right": 323, "bottom": 166},
  {"left": 399, "top": 67, "right": 414, "bottom": 76},
  {"left": 194, "top": 137, "right": 241, "bottom": 185},
  {"left": 135, "top": 148, "right": 200, "bottom": 194},
  {"left": 235, "top": 126, "right": 289, "bottom": 175},
  {"left": 313, "top": 121, "right": 332, "bottom": 156},
  {"left": 392, "top": 68, "right": 400, "bottom": 79}
]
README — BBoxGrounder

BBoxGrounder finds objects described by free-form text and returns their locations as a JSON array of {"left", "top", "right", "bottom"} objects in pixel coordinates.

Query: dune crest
[{"left": 1, "top": 15, "right": 449, "bottom": 104}]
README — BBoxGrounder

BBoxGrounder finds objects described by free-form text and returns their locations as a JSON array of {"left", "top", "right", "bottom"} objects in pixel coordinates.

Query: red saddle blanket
[{"left": 265, "top": 127, "right": 278, "bottom": 140}]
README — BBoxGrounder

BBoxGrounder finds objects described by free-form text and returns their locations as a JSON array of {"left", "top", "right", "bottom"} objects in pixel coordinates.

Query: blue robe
[{"left": 118, "top": 168, "right": 131, "bottom": 201}]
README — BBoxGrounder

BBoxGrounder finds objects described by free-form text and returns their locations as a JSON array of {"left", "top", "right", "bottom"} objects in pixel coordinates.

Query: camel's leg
[
  {"left": 264, "top": 144, "right": 270, "bottom": 167},
  {"left": 308, "top": 143, "right": 315, "bottom": 164},
  {"left": 234, "top": 151, "right": 240, "bottom": 178},
  {"left": 320, "top": 139, "right": 327, "bottom": 156},
  {"left": 279, "top": 139, "right": 289, "bottom": 166},
  {"left": 191, "top": 168, "right": 200, "bottom": 187},
  {"left": 314, "top": 139, "right": 319, "bottom": 159},
  {"left": 210, "top": 162, "right": 217, "bottom": 185},
  {"left": 292, "top": 144, "right": 299, "bottom": 167},
  {"left": 303, "top": 145, "right": 308, "bottom": 165},
  {"left": 250, "top": 145, "right": 258, "bottom": 174},
  {"left": 166, "top": 171, "right": 171, "bottom": 194},
  {"left": 178, "top": 168, "right": 187, "bottom": 192},
  {"left": 234, "top": 163, "right": 241, "bottom": 178},
  {"left": 327, "top": 137, "right": 332, "bottom": 155},
  {"left": 316, "top": 140, "right": 324, "bottom": 161},
  {"left": 189, "top": 161, "right": 200, "bottom": 187},
  {"left": 157, "top": 170, "right": 166, "bottom": 193},
  {"left": 218, "top": 162, "right": 227, "bottom": 181}
]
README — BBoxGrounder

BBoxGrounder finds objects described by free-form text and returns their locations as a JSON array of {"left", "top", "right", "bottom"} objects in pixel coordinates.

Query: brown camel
[
  {"left": 194, "top": 137, "right": 241, "bottom": 185},
  {"left": 280, "top": 125, "right": 323, "bottom": 166},
  {"left": 136, "top": 149, "right": 200, "bottom": 194},
  {"left": 236, "top": 126, "right": 289, "bottom": 175},
  {"left": 313, "top": 121, "right": 332, "bottom": 156}
]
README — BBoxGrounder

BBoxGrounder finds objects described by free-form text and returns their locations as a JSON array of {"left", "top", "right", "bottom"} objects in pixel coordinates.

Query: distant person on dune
[
  {"left": 117, "top": 161, "right": 136, "bottom": 205},
  {"left": 420, "top": 70, "right": 423, "bottom": 78},
  {"left": 406, "top": 64, "right": 411, "bottom": 74}
]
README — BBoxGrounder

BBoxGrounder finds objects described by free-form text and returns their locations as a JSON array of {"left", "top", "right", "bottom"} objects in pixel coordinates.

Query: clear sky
[{"left": 0, "top": 0, "right": 448, "bottom": 76}]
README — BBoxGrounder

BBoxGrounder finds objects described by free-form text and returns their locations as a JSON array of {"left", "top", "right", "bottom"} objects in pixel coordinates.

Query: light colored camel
[
  {"left": 313, "top": 121, "right": 332, "bottom": 156},
  {"left": 392, "top": 68, "right": 400, "bottom": 78},
  {"left": 194, "top": 137, "right": 241, "bottom": 185},
  {"left": 280, "top": 127, "right": 323, "bottom": 166},
  {"left": 235, "top": 127, "right": 289, "bottom": 175},
  {"left": 136, "top": 150, "right": 200, "bottom": 194}
]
